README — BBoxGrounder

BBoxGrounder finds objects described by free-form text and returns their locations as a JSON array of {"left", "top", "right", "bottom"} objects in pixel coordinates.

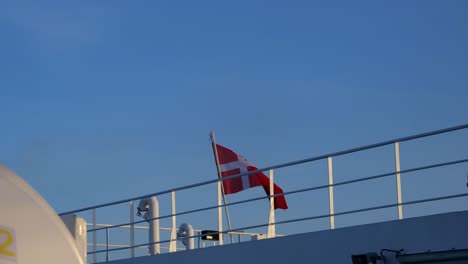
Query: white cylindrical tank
[
  {"left": 0, "top": 164, "right": 85, "bottom": 264},
  {"left": 60, "top": 214, "right": 87, "bottom": 263}
]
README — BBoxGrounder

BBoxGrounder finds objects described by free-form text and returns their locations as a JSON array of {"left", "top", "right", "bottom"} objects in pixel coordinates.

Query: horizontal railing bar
[
  {"left": 272, "top": 193, "right": 468, "bottom": 229},
  {"left": 160, "top": 246, "right": 187, "bottom": 250},
  {"left": 61, "top": 124, "right": 468, "bottom": 216},
  {"left": 88, "top": 223, "right": 177, "bottom": 231},
  {"left": 87, "top": 223, "right": 150, "bottom": 230},
  {"left": 88, "top": 192, "right": 468, "bottom": 255},
  {"left": 87, "top": 219, "right": 148, "bottom": 232},
  {"left": 86, "top": 223, "right": 260, "bottom": 236},
  {"left": 86, "top": 158, "right": 468, "bottom": 233},
  {"left": 89, "top": 243, "right": 148, "bottom": 249},
  {"left": 89, "top": 244, "right": 186, "bottom": 251},
  {"left": 283, "top": 158, "right": 468, "bottom": 197}
]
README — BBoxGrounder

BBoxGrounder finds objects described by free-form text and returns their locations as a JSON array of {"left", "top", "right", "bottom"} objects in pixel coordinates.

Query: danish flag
[{"left": 215, "top": 144, "right": 288, "bottom": 210}]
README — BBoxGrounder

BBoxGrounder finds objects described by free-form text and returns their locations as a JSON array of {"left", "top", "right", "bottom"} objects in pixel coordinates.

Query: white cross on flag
[{"left": 215, "top": 144, "right": 288, "bottom": 210}]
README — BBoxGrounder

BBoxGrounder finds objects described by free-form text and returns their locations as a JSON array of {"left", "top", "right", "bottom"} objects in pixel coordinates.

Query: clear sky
[{"left": 1, "top": 0, "right": 467, "bottom": 252}]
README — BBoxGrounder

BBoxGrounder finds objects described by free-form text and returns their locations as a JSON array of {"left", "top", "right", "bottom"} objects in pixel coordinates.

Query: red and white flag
[{"left": 215, "top": 144, "right": 288, "bottom": 210}]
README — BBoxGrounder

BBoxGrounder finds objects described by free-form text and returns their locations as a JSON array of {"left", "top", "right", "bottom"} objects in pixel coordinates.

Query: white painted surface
[
  {"left": 60, "top": 214, "right": 87, "bottom": 263},
  {"left": 107, "top": 210, "right": 468, "bottom": 264},
  {"left": 394, "top": 142, "right": 403, "bottom": 220},
  {"left": 138, "top": 197, "right": 160, "bottom": 255},
  {"left": 169, "top": 192, "right": 177, "bottom": 252},
  {"left": 267, "top": 169, "right": 275, "bottom": 238},
  {"left": 0, "top": 164, "right": 84, "bottom": 264},
  {"left": 328, "top": 156, "right": 335, "bottom": 229},
  {"left": 177, "top": 223, "right": 194, "bottom": 250}
]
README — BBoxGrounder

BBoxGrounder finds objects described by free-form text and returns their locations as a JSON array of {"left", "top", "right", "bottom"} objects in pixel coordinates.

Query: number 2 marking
[{"left": 0, "top": 228, "right": 16, "bottom": 257}]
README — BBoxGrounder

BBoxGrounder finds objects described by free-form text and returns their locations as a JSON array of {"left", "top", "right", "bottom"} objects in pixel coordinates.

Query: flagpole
[
  {"left": 209, "top": 131, "right": 233, "bottom": 244},
  {"left": 267, "top": 169, "right": 276, "bottom": 238}
]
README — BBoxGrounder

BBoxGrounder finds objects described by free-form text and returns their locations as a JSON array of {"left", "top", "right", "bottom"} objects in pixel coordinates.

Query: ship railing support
[
  {"left": 394, "top": 142, "right": 403, "bottom": 220},
  {"left": 130, "top": 200, "right": 135, "bottom": 258},
  {"left": 92, "top": 208, "right": 97, "bottom": 264},
  {"left": 328, "top": 157, "right": 335, "bottom": 229},
  {"left": 169, "top": 191, "right": 177, "bottom": 252}
]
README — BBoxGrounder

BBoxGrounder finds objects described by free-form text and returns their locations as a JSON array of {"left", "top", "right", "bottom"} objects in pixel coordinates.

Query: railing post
[
  {"left": 394, "top": 142, "right": 403, "bottom": 220},
  {"left": 217, "top": 180, "right": 224, "bottom": 245},
  {"left": 130, "top": 200, "right": 135, "bottom": 258},
  {"left": 169, "top": 191, "right": 177, "bottom": 252},
  {"left": 106, "top": 227, "right": 109, "bottom": 262},
  {"left": 328, "top": 157, "right": 335, "bottom": 229},
  {"left": 92, "top": 208, "right": 97, "bottom": 264}
]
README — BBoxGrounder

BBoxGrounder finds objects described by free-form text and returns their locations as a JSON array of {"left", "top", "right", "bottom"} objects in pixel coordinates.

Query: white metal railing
[
  {"left": 58, "top": 124, "right": 468, "bottom": 263},
  {"left": 86, "top": 223, "right": 262, "bottom": 262}
]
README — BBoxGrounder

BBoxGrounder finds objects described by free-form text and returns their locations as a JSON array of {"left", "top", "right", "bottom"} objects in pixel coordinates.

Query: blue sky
[{"left": 1, "top": 0, "right": 467, "bottom": 252}]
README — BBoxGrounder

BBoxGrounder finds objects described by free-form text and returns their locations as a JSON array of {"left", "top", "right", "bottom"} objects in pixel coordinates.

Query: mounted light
[{"left": 201, "top": 230, "right": 220, "bottom": 241}]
